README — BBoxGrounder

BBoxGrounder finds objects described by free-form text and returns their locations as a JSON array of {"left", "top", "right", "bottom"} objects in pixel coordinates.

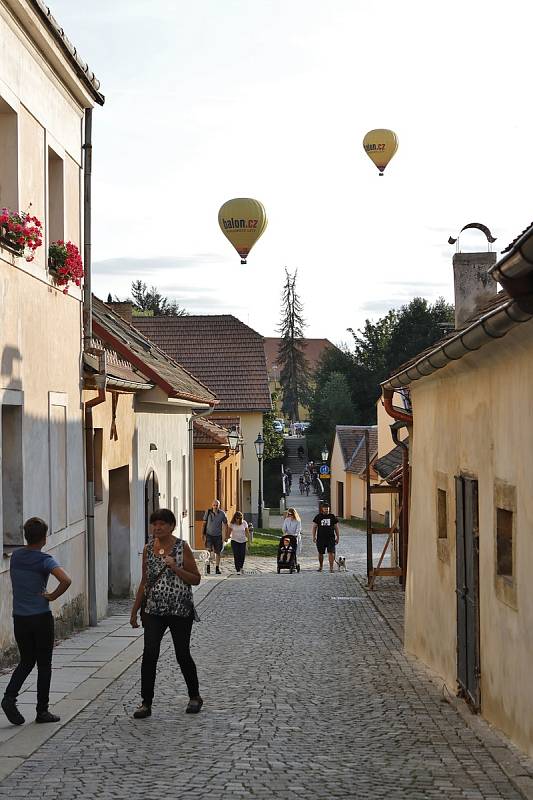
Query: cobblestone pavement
[{"left": 0, "top": 561, "right": 525, "bottom": 797}]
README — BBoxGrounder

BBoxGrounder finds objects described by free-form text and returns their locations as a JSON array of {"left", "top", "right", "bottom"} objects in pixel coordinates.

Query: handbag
[{"left": 140, "top": 563, "right": 168, "bottom": 627}]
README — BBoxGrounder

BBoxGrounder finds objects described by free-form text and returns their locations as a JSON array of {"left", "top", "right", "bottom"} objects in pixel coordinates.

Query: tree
[
  {"left": 307, "top": 296, "right": 454, "bottom": 430},
  {"left": 277, "top": 269, "right": 311, "bottom": 421},
  {"left": 129, "top": 281, "right": 187, "bottom": 316},
  {"left": 262, "top": 391, "right": 284, "bottom": 461},
  {"left": 307, "top": 372, "right": 356, "bottom": 459}
]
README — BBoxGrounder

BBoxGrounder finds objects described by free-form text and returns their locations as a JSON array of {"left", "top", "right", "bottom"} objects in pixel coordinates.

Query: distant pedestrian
[
  {"left": 226, "top": 511, "right": 250, "bottom": 575},
  {"left": 282, "top": 507, "right": 302, "bottom": 555},
  {"left": 1, "top": 517, "right": 72, "bottom": 726},
  {"left": 130, "top": 509, "right": 203, "bottom": 718},
  {"left": 202, "top": 499, "right": 227, "bottom": 575},
  {"left": 312, "top": 501, "right": 340, "bottom": 573}
]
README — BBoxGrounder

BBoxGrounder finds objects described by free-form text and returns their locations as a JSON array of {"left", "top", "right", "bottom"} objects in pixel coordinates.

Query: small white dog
[{"left": 335, "top": 555, "right": 347, "bottom": 571}]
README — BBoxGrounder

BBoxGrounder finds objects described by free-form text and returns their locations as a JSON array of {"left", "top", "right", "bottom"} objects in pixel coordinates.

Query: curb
[
  {"left": 0, "top": 574, "right": 227, "bottom": 783},
  {"left": 355, "top": 574, "right": 533, "bottom": 800}
]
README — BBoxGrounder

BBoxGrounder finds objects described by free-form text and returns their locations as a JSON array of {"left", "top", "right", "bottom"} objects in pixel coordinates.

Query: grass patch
[
  {"left": 248, "top": 528, "right": 282, "bottom": 557},
  {"left": 340, "top": 517, "right": 388, "bottom": 531}
]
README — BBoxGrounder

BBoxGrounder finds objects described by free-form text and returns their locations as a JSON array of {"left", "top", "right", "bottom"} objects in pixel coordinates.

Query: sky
[{"left": 49, "top": 0, "right": 533, "bottom": 344}]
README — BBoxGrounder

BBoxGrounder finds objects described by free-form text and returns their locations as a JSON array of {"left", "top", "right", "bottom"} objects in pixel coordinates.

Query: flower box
[
  {"left": 48, "top": 240, "right": 84, "bottom": 294},
  {"left": 0, "top": 208, "right": 42, "bottom": 261}
]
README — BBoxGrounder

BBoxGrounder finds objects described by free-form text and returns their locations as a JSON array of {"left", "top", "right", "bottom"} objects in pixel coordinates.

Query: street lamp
[
  {"left": 228, "top": 427, "right": 239, "bottom": 452},
  {"left": 254, "top": 432, "right": 264, "bottom": 529},
  {"left": 321, "top": 443, "right": 329, "bottom": 462}
]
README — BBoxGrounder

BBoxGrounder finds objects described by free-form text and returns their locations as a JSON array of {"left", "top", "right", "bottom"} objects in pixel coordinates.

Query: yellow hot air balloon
[
  {"left": 363, "top": 129, "right": 398, "bottom": 176},
  {"left": 218, "top": 198, "right": 267, "bottom": 264}
]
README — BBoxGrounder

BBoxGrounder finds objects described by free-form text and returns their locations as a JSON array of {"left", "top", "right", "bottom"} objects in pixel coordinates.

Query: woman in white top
[
  {"left": 226, "top": 511, "right": 249, "bottom": 575},
  {"left": 282, "top": 508, "right": 302, "bottom": 555}
]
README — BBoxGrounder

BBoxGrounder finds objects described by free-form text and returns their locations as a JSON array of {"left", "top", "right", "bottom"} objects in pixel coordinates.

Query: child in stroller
[{"left": 277, "top": 535, "right": 301, "bottom": 574}]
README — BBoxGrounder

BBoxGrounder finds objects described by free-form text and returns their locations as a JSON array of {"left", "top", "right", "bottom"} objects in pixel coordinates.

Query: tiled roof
[
  {"left": 335, "top": 426, "right": 377, "bottom": 473},
  {"left": 193, "top": 417, "right": 230, "bottom": 447},
  {"left": 92, "top": 297, "right": 216, "bottom": 405},
  {"left": 30, "top": 1, "right": 104, "bottom": 104},
  {"left": 501, "top": 222, "right": 533, "bottom": 254},
  {"left": 133, "top": 315, "right": 271, "bottom": 412},
  {"left": 374, "top": 443, "right": 408, "bottom": 480},
  {"left": 264, "top": 338, "right": 335, "bottom": 377},
  {"left": 84, "top": 338, "right": 153, "bottom": 390}
]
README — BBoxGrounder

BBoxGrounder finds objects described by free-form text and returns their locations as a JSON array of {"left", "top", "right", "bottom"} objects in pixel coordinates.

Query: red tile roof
[
  {"left": 133, "top": 315, "right": 271, "bottom": 412},
  {"left": 336, "top": 426, "right": 378, "bottom": 474},
  {"left": 193, "top": 417, "right": 231, "bottom": 447},
  {"left": 92, "top": 297, "right": 216, "bottom": 405},
  {"left": 264, "top": 338, "right": 335, "bottom": 378}
]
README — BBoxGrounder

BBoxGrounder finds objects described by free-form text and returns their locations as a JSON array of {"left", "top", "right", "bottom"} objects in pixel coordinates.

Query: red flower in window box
[
  {"left": 48, "top": 240, "right": 84, "bottom": 294},
  {"left": 0, "top": 208, "right": 43, "bottom": 261}
]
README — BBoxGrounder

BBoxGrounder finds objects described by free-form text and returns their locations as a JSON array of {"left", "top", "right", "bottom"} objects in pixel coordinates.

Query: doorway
[
  {"left": 337, "top": 481, "right": 344, "bottom": 518},
  {"left": 243, "top": 480, "right": 252, "bottom": 514},
  {"left": 108, "top": 466, "right": 131, "bottom": 598},
  {"left": 455, "top": 475, "right": 481, "bottom": 711},
  {"left": 145, "top": 469, "right": 160, "bottom": 543}
]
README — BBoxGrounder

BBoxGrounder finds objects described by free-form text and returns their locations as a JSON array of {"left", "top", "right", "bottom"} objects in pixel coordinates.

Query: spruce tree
[{"left": 277, "top": 269, "right": 310, "bottom": 422}]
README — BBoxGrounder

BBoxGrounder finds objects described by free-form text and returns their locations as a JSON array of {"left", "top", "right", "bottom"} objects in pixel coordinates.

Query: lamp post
[
  {"left": 254, "top": 432, "right": 264, "bottom": 529},
  {"left": 228, "top": 427, "right": 239, "bottom": 453},
  {"left": 321, "top": 443, "right": 330, "bottom": 504}
]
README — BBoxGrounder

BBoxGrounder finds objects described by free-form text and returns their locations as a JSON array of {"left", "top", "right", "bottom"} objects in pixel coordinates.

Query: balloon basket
[{"left": 241, "top": 259, "right": 247, "bottom": 265}]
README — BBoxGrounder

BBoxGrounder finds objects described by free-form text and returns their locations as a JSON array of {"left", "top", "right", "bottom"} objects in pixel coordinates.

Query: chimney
[
  {"left": 105, "top": 300, "right": 133, "bottom": 325},
  {"left": 449, "top": 224, "right": 497, "bottom": 329}
]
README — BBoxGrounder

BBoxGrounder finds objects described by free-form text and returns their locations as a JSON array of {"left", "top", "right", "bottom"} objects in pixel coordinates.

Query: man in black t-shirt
[{"left": 312, "top": 501, "right": 340, "bottom": 573}]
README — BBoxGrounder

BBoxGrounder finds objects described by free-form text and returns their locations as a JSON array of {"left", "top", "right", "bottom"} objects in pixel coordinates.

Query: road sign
[{"left": 319, "top": 465, "right": 330, "bottom": 475}]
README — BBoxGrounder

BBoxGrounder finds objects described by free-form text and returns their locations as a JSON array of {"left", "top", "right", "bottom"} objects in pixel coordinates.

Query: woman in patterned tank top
[{"left": 130, "top": 509, "right": 203, "bottom": 718}]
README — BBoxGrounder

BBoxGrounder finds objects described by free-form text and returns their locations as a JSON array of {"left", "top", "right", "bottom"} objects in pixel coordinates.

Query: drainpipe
[
  {"left": 188, "top": 406, "right": 215, "bottom": 546},
  {"left": 382, "top": 387, "right": 413, "bottom": 424},
  {"left": 82, "top": 108, "right": 93, "bottom": 350},
  {"left": 391, "top": 421, "right": 409, "bottom": 588},
  {"left": 85, "top": 352, "right": 106, "bottom": 626}
]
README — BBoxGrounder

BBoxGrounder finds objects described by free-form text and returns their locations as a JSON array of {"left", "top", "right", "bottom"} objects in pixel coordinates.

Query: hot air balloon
[
  {"left": 218, "top": 198, "right": 267, "bottom": 264},
  {"left": 363, "top": 129, "right": 398, "bottom": 176}
]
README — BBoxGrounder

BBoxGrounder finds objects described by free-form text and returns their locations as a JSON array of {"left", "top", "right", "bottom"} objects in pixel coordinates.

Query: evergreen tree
[
  {"left": 129, "top": 280, "right": 187, "bottom": 316},
  {"left": 277, "top": 269, "right": 311, "bottom": 421}
]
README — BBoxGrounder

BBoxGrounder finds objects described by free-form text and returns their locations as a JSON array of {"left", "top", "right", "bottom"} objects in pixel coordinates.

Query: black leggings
[
  {"left": 4, "top": 612, "right": 54, "bottom": 713},
  {"left": 140, "top": 613, "right": 199, "bottom": 704},
  {"left": 231, "top": 540, "right": 246, "bottom": 572}
]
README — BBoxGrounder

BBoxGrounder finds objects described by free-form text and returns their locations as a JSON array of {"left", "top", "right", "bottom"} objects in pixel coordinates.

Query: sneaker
[
  {"left": 215, "top": 566, "right": 221, "bottom": 575},
  {"left": 35, "top": 710, "right": 60, "bottom": 724},
  {"left": 133, "top": 703, "right": 152, "bottom": 719},
  {"left": 206, "top": 564, "right": 210, "bottom": 575},
  {"left": 1, "top": 697, "right": 25, "bottom": 726},
  {"left": 185, "top": 696, "right": 203, "bottom": 714}
]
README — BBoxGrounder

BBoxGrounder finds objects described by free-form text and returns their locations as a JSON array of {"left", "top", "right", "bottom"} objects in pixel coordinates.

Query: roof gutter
[
  {"left": 382, "top": 388, "right": 413, "bottom": 423},
  {"left": 489, "top": 225, "right": 533, "bottom": 306},
  {"left": 381, "top": 297, "right": 533, "bottom": 390}
]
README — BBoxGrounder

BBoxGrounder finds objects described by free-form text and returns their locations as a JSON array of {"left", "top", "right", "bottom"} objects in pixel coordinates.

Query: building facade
[{"left": 0, "top": 0, "right": 103, "bottom": 656}]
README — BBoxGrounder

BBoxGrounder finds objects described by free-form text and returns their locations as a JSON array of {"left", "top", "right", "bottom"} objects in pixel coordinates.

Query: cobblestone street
[{"left": 0, "top": 496, "right": 527, "bottom": 800}]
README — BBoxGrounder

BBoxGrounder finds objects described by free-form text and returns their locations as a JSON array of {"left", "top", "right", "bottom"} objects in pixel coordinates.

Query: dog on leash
[{"left": 335, "top": 555, "right": 347, "bottom": 571}]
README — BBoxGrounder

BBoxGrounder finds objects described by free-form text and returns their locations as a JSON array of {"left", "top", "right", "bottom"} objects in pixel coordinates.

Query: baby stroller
[{"left": 277, "top": 534, "right": 301, "bottom": 574}]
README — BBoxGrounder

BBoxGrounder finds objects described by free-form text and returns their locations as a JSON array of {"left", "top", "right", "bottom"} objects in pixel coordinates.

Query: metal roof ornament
[{"left": 448, "top": 223, "right": 497, "bottom": 252}]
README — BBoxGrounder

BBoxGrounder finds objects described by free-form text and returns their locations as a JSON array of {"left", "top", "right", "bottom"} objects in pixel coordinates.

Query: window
[
  {"left": 47, "top": 147, "right": 64, "bottom": 244},
  {"left": 181, "top": 454, "right": 187, "bottom": 516},
  {"left": 496, "top": 508, "right": 513, "bottom": 578},
  {"left": 1, "top": 404, "right": 23, "bottom": 546},
  {"left": 166, "top": 458, "right": 172, "bottom": 507},
  {"left": 0, "top": 98, "right": 18, "bottom": 211},
  {"left": 94, "top": 429, "right": 103, "bottom": 502},
  {"left": 49, "top": 393, "right": 68, "bottom": 533},
  {"left": 437, "top": 489, "right": 447, "bottom": 539}
]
